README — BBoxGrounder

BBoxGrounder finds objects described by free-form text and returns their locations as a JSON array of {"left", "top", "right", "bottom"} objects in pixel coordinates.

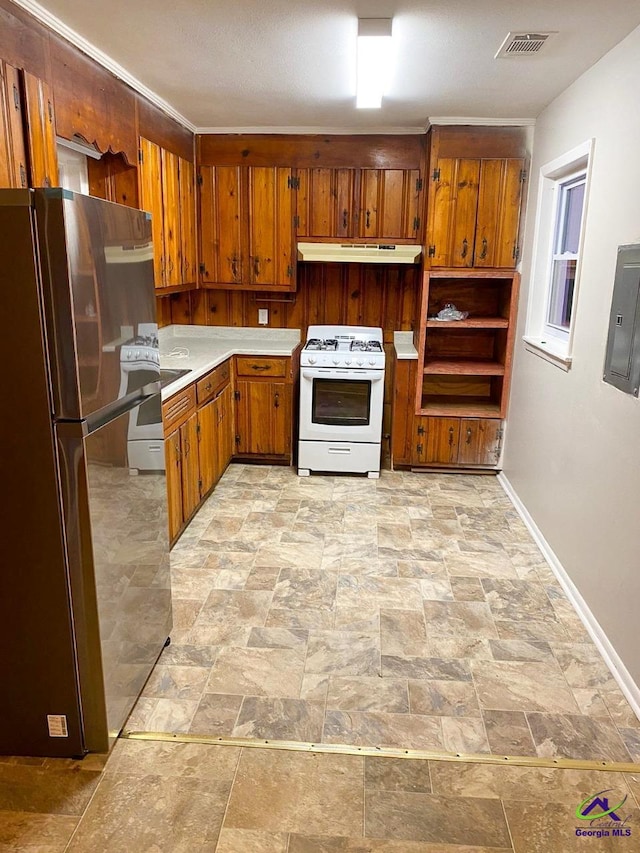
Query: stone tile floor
[
  {"left": 2, "top": 741, "right": 640, "bottom": 852},
  {"left": 125, "top": 464, "right": 640, "bottom": 763}
]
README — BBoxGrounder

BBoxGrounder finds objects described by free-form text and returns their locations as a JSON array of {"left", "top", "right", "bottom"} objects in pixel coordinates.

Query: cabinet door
[
  {"left": 197, "top": 396, "right": 219, "bottom": 498},
  {"left": 0, "top": 64, "right": 12, "bottom": 188},
  {"left": 165, "top": 427, "right": 184, "bottom": 542},
  {"left": 179, "top": 157, "right": 197, "bottom": 283},
  {"left": 22, "top": 71, "right": 58, "bottom": 188},
  {"left": 391, "top": 358, "right": 417, "bottom": 468},
  {"left": 296, "top": 167, "right": 357, "bottom": 238},
  {"left": 413, "top": 417, "right": 460, "bottom": 465},
  {"left": 161, "top": 148, "right": 182, "bottom": 286},
  {"left": 246, "top": 166, "right": 295, "bottom": 290},
  {"left": 358, "top": 169, "right": 423, "bottom": 240},
  {"left": 475, "top": 159, "right": 524, "bottom": 269},
  {"left": 180, "top": 413, "right": 200, "bottom": 521},
  {"left": 218, "top": 384, "right": 235, "bottom": 473},
  {"left": 2, "top": 64, "right": 28, "bottom": 188},
  {"left": 199, "top": 165, "right": 246, "bottom": 285},
  {"left": 429, "top": 159, "right": 480, "bottom": 268},
  {"left": 138, "top": 138, "right": 166, "bottom": 288},
  {"left": 457, "top": 418, "right": 502, "bottom": 465},
  {"left": 236, "top": 380, "right": 290, "bottom": 456}
]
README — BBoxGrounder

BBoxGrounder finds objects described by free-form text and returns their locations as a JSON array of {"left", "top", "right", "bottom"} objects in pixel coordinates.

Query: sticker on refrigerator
[{"left": 47, "top": 715, "right": 69, "bottom": 737}]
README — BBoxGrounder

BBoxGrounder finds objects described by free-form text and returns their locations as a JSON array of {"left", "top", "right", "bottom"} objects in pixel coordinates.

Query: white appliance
[
  {"left": 118, "top": 324, "right": 164, "bottom": 472},
  {"left": 298, "top": 324, "right": 385, "bottom": 477}
]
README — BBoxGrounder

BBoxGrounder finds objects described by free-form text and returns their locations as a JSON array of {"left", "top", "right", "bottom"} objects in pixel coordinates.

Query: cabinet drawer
[
  {"left": 162, "top": 384, "right": 196, "bottom": 435},
  {"left": 236, "top": 356, "right": 287, "bottom": 378},
  {"left": 196, "top": 359, "right": 230, "bottom": 405}
]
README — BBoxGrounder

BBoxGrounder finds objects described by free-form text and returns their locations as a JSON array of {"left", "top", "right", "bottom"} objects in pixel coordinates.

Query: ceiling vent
[{"left": 495, "top": 32, "right": 557, "bottom": 59}]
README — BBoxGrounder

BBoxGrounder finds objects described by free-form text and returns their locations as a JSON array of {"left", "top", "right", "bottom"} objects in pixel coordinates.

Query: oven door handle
[{"left": 301, "top": 369, "right": 384, "bottom": 382}]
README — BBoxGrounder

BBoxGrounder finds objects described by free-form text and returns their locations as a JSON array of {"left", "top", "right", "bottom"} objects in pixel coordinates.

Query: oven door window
[{"left": 311, "top": 378, "right": 371, "bottom": 426}]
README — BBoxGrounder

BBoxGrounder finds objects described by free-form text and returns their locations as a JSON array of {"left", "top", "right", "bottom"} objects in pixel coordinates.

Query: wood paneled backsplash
[{"left": 157, "top": 263, "right": 421, "bottom": 340}]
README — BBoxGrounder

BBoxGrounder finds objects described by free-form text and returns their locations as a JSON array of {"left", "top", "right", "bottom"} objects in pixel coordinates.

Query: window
[{"left": 524, "top": 140, "right": 593, "bottom": 369}]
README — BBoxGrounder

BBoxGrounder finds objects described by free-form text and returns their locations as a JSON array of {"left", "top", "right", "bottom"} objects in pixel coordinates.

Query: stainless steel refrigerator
[{"left": 0, "top": 188, "right": 172, "bottom": 758}]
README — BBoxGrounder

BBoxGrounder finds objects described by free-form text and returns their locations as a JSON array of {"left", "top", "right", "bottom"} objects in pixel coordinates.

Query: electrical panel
[{"left": 604, "top": 243, "right": 640, "bottom": 396}]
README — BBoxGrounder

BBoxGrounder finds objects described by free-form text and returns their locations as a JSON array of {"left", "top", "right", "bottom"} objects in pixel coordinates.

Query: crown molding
[
  {"left": 10, "top": 0, "right": 196, "bottom": 133},
  {"left": 194, "top": 125, "right": 429, "bottom": 135},
  {"left": 428, "top": 116, "right": 536, "bottom": 126}
]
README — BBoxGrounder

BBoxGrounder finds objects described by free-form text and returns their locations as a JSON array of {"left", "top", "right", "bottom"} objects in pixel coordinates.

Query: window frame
[{"left": 523, "top": 139, "right": 594, "bottom": 370}]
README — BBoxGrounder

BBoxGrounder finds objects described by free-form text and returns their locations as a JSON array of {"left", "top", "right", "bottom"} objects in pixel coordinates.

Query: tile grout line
[
  {"left": 213, "top": 742, "right": 244, "bottom": 851},
  {"left": 500, "top": 797, "right": 517, "bottom": 853},
  {"left": 61, "top": 760, "right": 109, "bottom": 853}
]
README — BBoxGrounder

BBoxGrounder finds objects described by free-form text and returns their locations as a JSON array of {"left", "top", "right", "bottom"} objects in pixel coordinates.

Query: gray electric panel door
[{"left": 604, "top": 244, "right": 640, "bottom": 396}]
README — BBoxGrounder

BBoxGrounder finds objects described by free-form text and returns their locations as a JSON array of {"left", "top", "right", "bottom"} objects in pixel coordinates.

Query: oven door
[{"left": 299, "top": 367, "right": 384, "bottom": 442}]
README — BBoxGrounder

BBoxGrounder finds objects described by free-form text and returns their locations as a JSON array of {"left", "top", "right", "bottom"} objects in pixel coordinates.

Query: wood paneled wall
[
  {"left": 157, "top": 264, "right": 421, "bottom": 341},
  {"left": 0, "top": 0, "right": 194, "bottom": 165}
]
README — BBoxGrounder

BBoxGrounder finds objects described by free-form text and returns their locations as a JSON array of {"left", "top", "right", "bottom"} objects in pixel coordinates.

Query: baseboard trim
[{"left": 498, "top": 472, "right": 640, "bottom": 723}]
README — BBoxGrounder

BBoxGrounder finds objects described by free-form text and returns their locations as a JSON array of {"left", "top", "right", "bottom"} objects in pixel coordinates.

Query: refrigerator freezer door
[
  {"left": 34, "top": 189, "right": 159, "bottom": 421},
  {"left": 0, "top": 190, "right": 85, "bottom": 758},
  {"left": 56, "top": 395, "right": 172, "bottom": 751}
]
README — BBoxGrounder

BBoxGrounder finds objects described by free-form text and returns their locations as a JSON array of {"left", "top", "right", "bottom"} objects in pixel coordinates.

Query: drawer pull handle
[
  {"left": 448, "top": 427, "right": 455, "bottom": 447},
  {"left": 342, "top": 209, "right": 348, "bottom": 230},
  {"left": 274, "top": 392, "right": 280, "bottom": 409},
  {"left": 365, "top": 209, "right": 370, "bottom": 229},
  {"left": 204, "top": 382, "right": 212, "bottom": 391},
  {"left": 461, "top": 238, "right": 468, "bottom": 259},
  {"left": 479, "top": 237, "right": 488, "bottom": 260},
  {"left": 252, "top": 364, "right": 271, "bottom": 371},
  {"left": 466, "top": 427, "right": 472, "bottom": 444}
]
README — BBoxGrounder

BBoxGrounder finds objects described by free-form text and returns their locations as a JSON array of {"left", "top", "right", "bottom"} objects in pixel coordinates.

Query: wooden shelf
[
  {"left": 418, "top": 397, "right": 502, "bottom": 418},
  {"left": 423, "top": 359, "right": 506, "bottom": 376},
  {"left": 426, "top": 317, "right": 508, "bottom": 329}
]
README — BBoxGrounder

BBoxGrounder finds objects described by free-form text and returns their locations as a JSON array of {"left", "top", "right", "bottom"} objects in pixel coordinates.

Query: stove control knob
[
  {"left": 308, "top": 356, "right": 316, "bottom": 364},
  {"left": 333, "top": 357, "right": 339, "bottom": 364},
  {"left": 357, "top": 359, "right": 364, "bottom": 366},
  {"left": 345, "top": 358, "right": 352, "bottom": 365},
  {"left": 368, "top": 359, "right": 376, "bottom": 366},
  {"left": 126, "top": 351, "right": 133, "bottom": 360}
]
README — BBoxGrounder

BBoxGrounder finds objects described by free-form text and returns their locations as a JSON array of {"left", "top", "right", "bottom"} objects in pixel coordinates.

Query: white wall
[{"left": 504, "top": 24, "right": 640, "bottom": 685}]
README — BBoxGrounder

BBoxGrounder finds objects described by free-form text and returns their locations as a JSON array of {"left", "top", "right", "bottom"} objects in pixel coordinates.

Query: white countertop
[
  {"left": 159, "top": 325, "right": 301, "bottom": 399},
  {"left": 393, "top": 331, "right": 418, "bottom": 360}
]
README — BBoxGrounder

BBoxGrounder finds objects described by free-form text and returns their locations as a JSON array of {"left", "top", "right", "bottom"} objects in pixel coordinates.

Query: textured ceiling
[{"left": 17, "top": 0, "right": 640, "bottom": 131}]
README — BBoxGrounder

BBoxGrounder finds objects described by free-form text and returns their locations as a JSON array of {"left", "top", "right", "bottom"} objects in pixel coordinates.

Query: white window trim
[{"left": 523, "top": 139, "right": 594, "bottom": 369}]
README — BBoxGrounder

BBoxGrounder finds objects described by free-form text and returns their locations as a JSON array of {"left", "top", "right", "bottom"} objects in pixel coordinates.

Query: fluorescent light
[{"left": 356, "top": 18, "right": 393, "bottom": 109}]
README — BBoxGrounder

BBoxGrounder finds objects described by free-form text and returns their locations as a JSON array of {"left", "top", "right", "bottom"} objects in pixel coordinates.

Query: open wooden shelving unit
[{"left": 414, "top": 269, "right": 520, "bottom": 419}]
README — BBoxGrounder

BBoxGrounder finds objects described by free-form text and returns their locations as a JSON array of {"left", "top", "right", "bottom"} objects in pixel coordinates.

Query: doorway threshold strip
[{"left": 122, "top": 730, "right": 640, "bottom": 775}]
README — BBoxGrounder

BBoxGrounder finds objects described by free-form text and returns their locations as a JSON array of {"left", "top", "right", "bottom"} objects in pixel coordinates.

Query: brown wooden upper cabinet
[
  {"left": 296, "top": 167, "right": 424, "bottom": 241},
  {"left": 138, "top": 137, "right": 196, "bottom": 290},
  {"left": 0, "top": 62, "right": 28, "bottom": 189},
  {"left": 22, "top": 70, "right": 58, "bottom": 188},
  {"left": 199, "top": 164, "right": 296, "bottom": 292},
  {"left": 427, "top": 157, "right": 524, "bottom": 268}
]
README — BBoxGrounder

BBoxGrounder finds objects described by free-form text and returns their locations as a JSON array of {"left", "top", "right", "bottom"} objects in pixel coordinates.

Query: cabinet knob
[
  {"left": 365, "top": 209, "right": 371, "bottom": 229},
  {"left": 466, "top": 427, "right": 472, "bottom": 444},
  {"left": 461, "top": 238, "right": 468, "bottom": 259},
  {"left": 448, "top": 427, "right": 454, "bottom": 446},
  {"left": 253, "top": 256, "right": 261, "bottom": 278},
  {"left": 274, "top": 392, "right": 280, "bottom": 409},
  {"left": 342, "top": 209, "right": 348, "bottom": 230},
  {"left": 479, "top": 237, "right": 488, "bottom": 260},
  {"left": 205, "top": 382, "right": 212, "bottom": 391}
]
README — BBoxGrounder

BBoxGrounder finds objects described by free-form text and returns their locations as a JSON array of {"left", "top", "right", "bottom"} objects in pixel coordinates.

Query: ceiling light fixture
[{"left": 356, "top": 18, "right": 393, "bottom": 109}]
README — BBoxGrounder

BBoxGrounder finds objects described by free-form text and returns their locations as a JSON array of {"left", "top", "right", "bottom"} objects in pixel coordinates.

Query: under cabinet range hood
[{"left": 297, "top": 242, "right": 422, "bottom": 264}]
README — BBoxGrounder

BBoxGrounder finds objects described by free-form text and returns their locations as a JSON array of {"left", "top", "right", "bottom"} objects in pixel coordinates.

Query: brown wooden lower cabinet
[
  {"left": 162, "top": 360, "right": 235, "bottom": 543},
  {"left": 412, "top": 415, "right": 502, "bottom": 468},
  {"left": 234, "top": 356, "right": 293, "bottom": 461}
]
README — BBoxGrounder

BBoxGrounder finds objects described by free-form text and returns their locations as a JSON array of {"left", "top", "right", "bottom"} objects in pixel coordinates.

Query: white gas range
[{"left": 298, "top": 325, "right": 385, "bottom": 478}]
